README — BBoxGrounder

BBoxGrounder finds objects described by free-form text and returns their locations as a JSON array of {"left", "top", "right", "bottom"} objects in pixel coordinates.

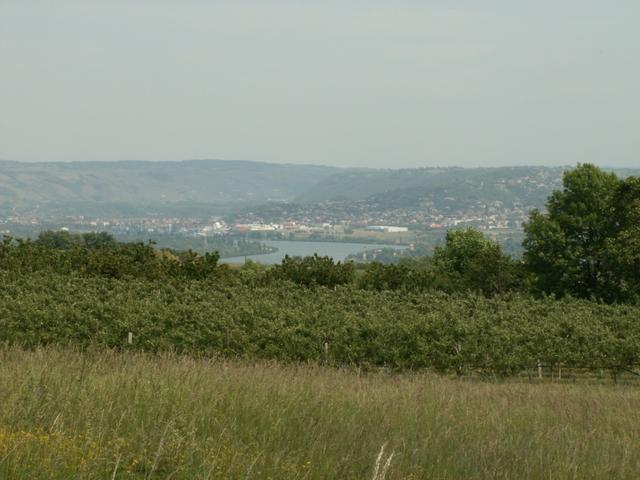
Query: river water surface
[{"left": 220, "top": 240, "right": 406, "bottom": 265}]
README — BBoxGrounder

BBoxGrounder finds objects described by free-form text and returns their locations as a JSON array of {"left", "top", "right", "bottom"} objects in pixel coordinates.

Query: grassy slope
[{"left": 1, "top": 347, "right": 639, "bottom": 479}]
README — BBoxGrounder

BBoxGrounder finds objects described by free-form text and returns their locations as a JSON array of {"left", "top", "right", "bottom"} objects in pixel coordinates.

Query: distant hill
[
  {"left": 296, "top": 166, "right": 638, "bottom": 209},
  {"left": 1, "top": 160, "right": 637, "bottom": 217},
  {"left": 0, "top": 160, "right": 340, "bottom": 215}
]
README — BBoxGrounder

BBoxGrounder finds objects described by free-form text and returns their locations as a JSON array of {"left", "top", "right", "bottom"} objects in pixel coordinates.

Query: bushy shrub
[{"left": 268, "top": 254, "right": 355, "bottom": 288}]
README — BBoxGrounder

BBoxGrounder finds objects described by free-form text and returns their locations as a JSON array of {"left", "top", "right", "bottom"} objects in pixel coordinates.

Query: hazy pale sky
[{"left": 1, "top": 1, "right": 638, "bottom": 168}]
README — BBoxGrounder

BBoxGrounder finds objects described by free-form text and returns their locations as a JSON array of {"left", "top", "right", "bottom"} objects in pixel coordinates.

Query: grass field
[{"left": 1, "top": 348, "right": 639, "bottom": 479}]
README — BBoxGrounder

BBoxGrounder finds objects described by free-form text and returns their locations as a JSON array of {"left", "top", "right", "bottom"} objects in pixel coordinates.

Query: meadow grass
[{"left": 0, "top": 347, "right": 639, "bottom": 479}]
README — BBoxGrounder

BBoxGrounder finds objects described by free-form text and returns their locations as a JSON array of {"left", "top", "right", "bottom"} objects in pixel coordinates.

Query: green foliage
[
  {"left": 79, "top": 231, "right": 120, "bottom": 249},
  {"left": 0, "top": 234, "right": 225, "bottom": 281},
  {"left": 1, "top": 270, "right": 639, "bottom": 375},
  {"left": 357, "top": 230, "right": 522, "bottom": 296},
  {"left": 35, "top": 230, "right": 81, "bottom": 249},
  {"left": 269, "top": 254, "right": 355, "bottom": 288},
  {"left": 36, "top": 230, "right": 119, "bottom": 250},
  {"left": 524, "top": 164, "right": 640, "bottom": 302},
  {"left": 358, "top": 262, "right": 413, "bottom": 291},
  {"left": 433, "top": 228, "right": 523, "bottom": 296},
  {"left": 606, "top": 176, "right": 640, "bottom": 302},
  {"left": 236, "top": 259, "right": 270, "bottom": 286},
  {"left": 357, "top": 259, "right": 449, "bottom": 292},
  {"left": 358, "top": 228, "right": 524, "bottom": 297}
]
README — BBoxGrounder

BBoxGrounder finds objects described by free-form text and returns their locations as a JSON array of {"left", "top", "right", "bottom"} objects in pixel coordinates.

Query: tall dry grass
[{"left": 0, "top": 346, "right": 639, "bottom": 479}]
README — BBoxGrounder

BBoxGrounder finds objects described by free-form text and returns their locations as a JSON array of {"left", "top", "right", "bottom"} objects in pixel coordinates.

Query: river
[{"left": 220, "top": 240, "right": 406, "bottom": 265}]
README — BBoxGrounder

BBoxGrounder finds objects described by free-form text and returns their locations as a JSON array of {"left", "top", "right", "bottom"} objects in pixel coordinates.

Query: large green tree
[
  {"left": 606, "top": 176, "right": 640, "bottom": 301},
  {"left": 523, "top": 164, "right": 640, "bottom": 302}
]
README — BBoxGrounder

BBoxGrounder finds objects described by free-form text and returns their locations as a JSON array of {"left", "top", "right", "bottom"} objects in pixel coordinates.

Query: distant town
[{"left": 1, "top": 201, "right": 529, "bottom": 240}]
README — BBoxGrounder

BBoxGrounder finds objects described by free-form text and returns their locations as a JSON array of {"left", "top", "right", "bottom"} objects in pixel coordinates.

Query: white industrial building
[{"left": 365, "top": 226, "right": 409, "bottom": 233}]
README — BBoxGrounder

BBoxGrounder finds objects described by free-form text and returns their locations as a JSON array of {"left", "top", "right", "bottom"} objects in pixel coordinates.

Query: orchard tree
[
  {"left": 358, "top": 262, "right": 411, "bottom": 291},
  {"left": 270, "top": 254, "right": 355, "bottom": 288},
  {"left": 36, "top": 230, "right": 80, "bottom": 249},
  {"left": 433, "top": 228, "right": 521, "bottom": 296},
  {"left": 81, "top": 232, "right": 118, "bottom": 250}
]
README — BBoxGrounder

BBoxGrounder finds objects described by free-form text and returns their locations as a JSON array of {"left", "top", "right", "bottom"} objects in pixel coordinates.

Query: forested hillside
[
  {"left": 296, "top": 166, "right": 565, "bottom": 206},
  {"left": 2, "top": 160, "right": 637, "bottom": 217},
  {"left": 0, "top": 160, "right": 339, "bottom": 214}
]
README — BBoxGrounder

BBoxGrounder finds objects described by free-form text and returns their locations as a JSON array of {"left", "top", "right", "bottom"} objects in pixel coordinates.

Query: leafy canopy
[{"left": 523, "top": 164, "right": 640, "bottom": 302}]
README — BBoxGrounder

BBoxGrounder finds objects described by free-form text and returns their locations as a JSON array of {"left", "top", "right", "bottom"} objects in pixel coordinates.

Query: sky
[{"left": 1, "top": 1, "right": 638, "bottom": 168}]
